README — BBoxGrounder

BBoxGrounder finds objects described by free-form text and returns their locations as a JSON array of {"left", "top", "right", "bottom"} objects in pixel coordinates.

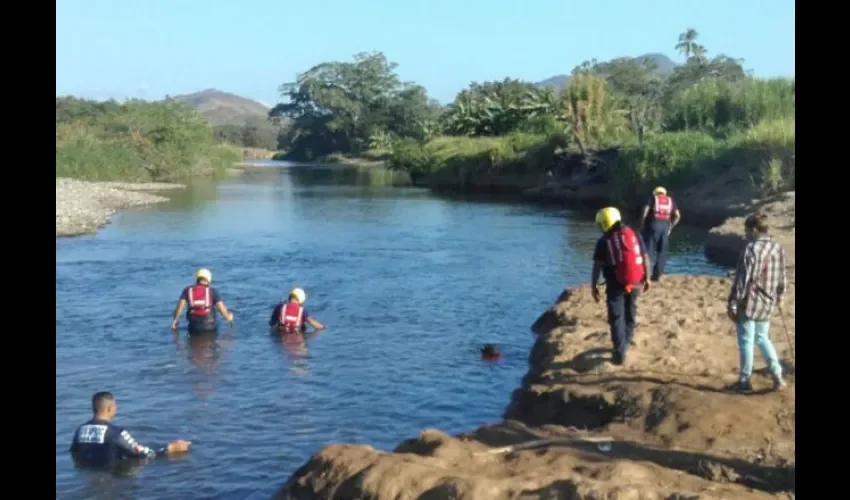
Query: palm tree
[{"left": 675, "top": 29, "right": 700, "bottom": 59}]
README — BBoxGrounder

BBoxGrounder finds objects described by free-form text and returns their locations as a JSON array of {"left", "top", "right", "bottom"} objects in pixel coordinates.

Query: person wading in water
[
  {"left": 171, "top": 268, "right": 234, "bottom": 334},
  {"left": 591, "top": 207, "right": 651, "bottom": 366},
  {"left": 269, "top": 287, "right": 324, "bottom": 334}
]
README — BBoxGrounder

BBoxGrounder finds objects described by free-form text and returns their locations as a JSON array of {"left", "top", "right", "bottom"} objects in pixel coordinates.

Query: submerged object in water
[{"left": 480, "top": 344, "right": 501, "bottom": 360}]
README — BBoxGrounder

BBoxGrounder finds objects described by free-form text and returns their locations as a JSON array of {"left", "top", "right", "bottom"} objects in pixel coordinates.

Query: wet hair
[
  {"left": 92, "top": 391, "right": 115, "bottom": 413},
  {"left": 744, "top": 210, "right": 769, "bottom": 234},
  {"left": 480, "top": 344, "right": 501, "bottom": 359}
]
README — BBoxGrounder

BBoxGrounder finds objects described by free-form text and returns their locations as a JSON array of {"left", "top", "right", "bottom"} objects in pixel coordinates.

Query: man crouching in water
[
  {"left": 171, "top": 268, "right": 234, "bottom": 334},
  {"left": 70, "top": 391, "right": 191, "bottom": 469},
  {"left": 270, "top": 287, "right": 324, "bottom": 334}
]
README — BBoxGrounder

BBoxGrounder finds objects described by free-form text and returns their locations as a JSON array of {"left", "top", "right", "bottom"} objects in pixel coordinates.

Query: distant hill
[
  {"left": 170, "top": 89, "right": 271, "bottom": 127},
  {"left": 535, "top": 53, "right": 678, "bottom": 89}
]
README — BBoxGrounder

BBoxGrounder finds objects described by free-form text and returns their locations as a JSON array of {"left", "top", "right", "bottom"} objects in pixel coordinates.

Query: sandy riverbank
[
  {"left": 55, "top": 178, "right": 185, "bottom": 237},
  {"left": 276, "top": 195, "right": 796, "bottom": 499}
]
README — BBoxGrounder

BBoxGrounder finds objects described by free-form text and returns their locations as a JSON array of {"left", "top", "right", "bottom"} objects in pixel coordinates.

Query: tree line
[
  {"left": 270, "top": 29, "right": 794, "bottom": 201},
  {"left": 56, "top": 96, "right": 240, "bottom": 181}
]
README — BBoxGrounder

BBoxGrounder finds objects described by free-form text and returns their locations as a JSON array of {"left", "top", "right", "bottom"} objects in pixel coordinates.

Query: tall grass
[
  {"left": 664, "top": 77, "right": 795, "bottom": 135},
  {"left": 612, "top": 116, "right": 795, "bottom": 202},
  {"left": 55, "top": 98, "right": 241, "bottom": 182},
  {"left": 388, "top": 131, "right": 569, "bottom": 178}
]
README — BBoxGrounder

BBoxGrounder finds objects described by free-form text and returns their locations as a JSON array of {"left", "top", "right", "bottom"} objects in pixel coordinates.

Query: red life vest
[
  {"left": 653, "top": 195, "right": 673, "bottom": 221},
  {"left": 187, "top": 285, "right": 212, "bottom": 316},
  {"left": 279, "top": 301, "right": 304, "bottom": 331},
  {"left": 604, "top": 226, "right": 645, "bottom": 292}
]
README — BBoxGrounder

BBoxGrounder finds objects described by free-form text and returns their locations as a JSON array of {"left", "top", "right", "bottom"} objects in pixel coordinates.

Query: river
[{"left": 55, "top": 161, "right": 728, "bottom": 499}]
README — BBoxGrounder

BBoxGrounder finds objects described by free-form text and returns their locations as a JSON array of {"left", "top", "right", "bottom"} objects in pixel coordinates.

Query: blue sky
[{"left": 56, "top": 0, "right": 795, "bottom": 106}]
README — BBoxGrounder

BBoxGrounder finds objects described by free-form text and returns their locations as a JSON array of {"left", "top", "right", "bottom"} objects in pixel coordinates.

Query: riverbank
[
  {"left": 278, "top": 276, "right": 795, "bottom": 499},
  {"left": 276, "top": 199, "right": 796, "bottom": 498},
  {"left": 56, "top": 178, "right": 185, "bottom": 237}
]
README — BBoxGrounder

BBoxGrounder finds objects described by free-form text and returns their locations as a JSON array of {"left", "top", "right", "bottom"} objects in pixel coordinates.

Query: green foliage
[
  {"left": 271, "top": 52, "right": 441, "bottom": 160},
  {"left": 274, "top": 28, "right": 794, "bottom": 198},
  {"left": 664, "top": 77, "right": 794, "bottom": 134},
  {"left": 612, "top": 117, "right": 795, "bottom": 202},
  {"left": 388, "top": 131, "right": 568, "bottom": 178},
  {"left": 56, "top": 96, "right": 240, "bottom": 182},
  {"left": 212, "top": 117, "right": 280, "bottom": 150}
]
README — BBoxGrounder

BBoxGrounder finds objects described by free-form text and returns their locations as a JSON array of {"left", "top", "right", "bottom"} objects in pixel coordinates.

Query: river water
[{"left": 55, "top": 162, "right": 727, "bottom": 499}]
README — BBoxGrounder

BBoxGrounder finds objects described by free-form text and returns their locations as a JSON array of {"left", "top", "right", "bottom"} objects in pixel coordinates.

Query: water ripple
[{"left": 56, "top": 170, "right": 727, "bottom": 499}]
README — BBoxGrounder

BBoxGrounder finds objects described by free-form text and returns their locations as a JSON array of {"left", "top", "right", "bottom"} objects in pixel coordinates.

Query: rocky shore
[
  {"left": 276, "top": 195, "right": 796, "bottom": 499},
  {"left": 55, "top": 178, "right": 185, "bottom": 237}
]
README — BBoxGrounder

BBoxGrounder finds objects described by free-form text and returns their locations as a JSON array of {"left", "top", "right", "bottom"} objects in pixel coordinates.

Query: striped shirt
[{"left": 727, "top": 235, "right": 787, "bottom": 321}]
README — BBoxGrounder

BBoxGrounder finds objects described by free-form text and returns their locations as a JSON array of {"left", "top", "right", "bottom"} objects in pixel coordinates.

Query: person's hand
[
  {"left": 643, "top": 280, "right": 651, "bottom": 293},
  {"left": 726, "top": 306, "right": 737, "bottom": 322},
  {"left": 170, "top": 319, "right": 178, "bottom": 330},
  {"left": 167, "top": 440, "right": 192, "bottom": 454},
  {"left": 227, "top": 312, "right": 235, "bottom": 322},
  {"left": 591, "top": 285, "right": 600, "bottom": 303}
]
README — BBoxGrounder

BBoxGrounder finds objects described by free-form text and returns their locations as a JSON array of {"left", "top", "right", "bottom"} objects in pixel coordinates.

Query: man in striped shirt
[{"left": 726, "top": 211, "right": 788, "bottom": 392}]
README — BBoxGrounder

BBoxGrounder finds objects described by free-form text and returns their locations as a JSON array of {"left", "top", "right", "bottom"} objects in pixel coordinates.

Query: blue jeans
[{"left": 736, "top": 319, "right": 782, "bottom": 382}]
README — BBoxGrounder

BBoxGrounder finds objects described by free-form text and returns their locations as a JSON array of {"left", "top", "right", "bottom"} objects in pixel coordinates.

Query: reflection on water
[
  {"left": 271, "top": 332, "right": 321, "bottom": 377},
  {"left": 173, "top": 330, "right": 234, "bottom": 399},
  {"left": 57, "top": 162, "right": 729, "bottom": 499}
]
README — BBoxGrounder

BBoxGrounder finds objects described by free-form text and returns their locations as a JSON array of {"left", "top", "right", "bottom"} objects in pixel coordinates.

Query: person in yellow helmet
[
  {"left": 591, "top": 207, "right": 651, "bottom": 366},
  {"left": 170, "top": 268, "right": 234, "bottom": 334},
  {"left": 639, "top": 186, "right": 681, "bottom": 281},
  {"left": 269, "top": 287, "right": 324, "bottom": 334}
]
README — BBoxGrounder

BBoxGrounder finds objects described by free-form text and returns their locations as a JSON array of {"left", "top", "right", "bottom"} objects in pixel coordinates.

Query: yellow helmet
[
  {"left": 195, "top": 268, "right": 212, "bottom": 282},
  {"left": 653, "top": 186, "right": 667, "bottom": 195},
  {"left": 595, "top": 207, "right": 622, "bottom": 232},
  {"left": 289, "top": 287, "right": 306, "bottom": 304}
]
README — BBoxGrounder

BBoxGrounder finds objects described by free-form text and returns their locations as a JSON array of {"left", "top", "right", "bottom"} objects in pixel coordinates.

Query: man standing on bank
[
  {"left": 726, "top": 211, "right": 788, "bottom": 392},
  {"left": 591, "top": 207, "right": 651, "bottom": 366},
  {"left": 639, "top": 186, "right": 681, "bottom": 281}
]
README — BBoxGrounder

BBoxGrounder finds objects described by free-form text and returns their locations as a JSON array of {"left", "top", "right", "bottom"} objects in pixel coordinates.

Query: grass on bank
[
  {"left": 386, "top": 77, "right": 795, "bottom": 201},
  {"left": 55, "top": 98, "right": 241, "bottom": 182}
]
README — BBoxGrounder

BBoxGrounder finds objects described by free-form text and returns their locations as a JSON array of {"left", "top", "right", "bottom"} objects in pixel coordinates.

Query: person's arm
[
  {"left": 776, "top": 245, "right": 787, "bottom": 303},
  {"left": 171, "top": 289, "right": 187, "bottom": 329},
  {"left": 727, "top": 248, "right": 752, "bottom": 318},
  {"left": 302, "top": 309, "right": 324, "bottom": 330},
  {"left": 212, "top": 289, "right": 234, "bottom": 322},
  {"left": 671, "top": 200, "right": 681, "bottom": 229},
  {"left": 269, "top": 304, "right": 281, "bottom": 327},
  {"left": 639, "top": 202, "right": 651, "bottom": 232},
  {"left": 113, "top": 428, "right": 192, "bottom": 460},
  {"left": 591, "top": 239, "right": 605, "bottom": 301},
  {"left": 638, "top": 236, "right": 651, "bottom": 286}
]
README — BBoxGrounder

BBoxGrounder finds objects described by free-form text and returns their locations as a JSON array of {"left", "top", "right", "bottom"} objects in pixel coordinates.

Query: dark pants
[
  {"left": 606, "top": 283, "right": 640, "bottom": 362},
  {"left": 643, "top": 222, "right": 670, "bottom": 279},
  {"left": 188, "top": 318, "right": 217, "bottom": 335}
]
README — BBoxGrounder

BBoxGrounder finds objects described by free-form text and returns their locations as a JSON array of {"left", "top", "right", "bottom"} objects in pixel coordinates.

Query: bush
[
  {"left": 55, "top": 97, "right": 241, "bottom": 182},
  {"left": 613, "top": 131, "right": 719, "bottom": 200},
  {"left": 387, "top": 131, "right": 569, "bottom": 178},
  {"left": 613, "top": 116, "right": 795, "bottom": 202},
  {"left": 664, "top": 77, "right": 795, "bottom": 135}
]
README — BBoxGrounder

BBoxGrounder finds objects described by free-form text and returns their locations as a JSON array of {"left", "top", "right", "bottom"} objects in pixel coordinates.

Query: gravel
[{"left": 56, "top": 178, "right": 185, "bottom": 237}]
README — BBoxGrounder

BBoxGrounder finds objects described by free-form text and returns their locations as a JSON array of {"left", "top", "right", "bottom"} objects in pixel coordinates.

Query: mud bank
[
  {"left": 416, "top": 164, "right": 776, "bottom": 229},
  {"left": 277, "top": 274, "right": 796, "bottom": 499},
  {"left": 704, "top": 192, "right": 795, "bottom": 268},
  {"left": 56, "top": 178, "right": 185, "bottom": 237}
]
